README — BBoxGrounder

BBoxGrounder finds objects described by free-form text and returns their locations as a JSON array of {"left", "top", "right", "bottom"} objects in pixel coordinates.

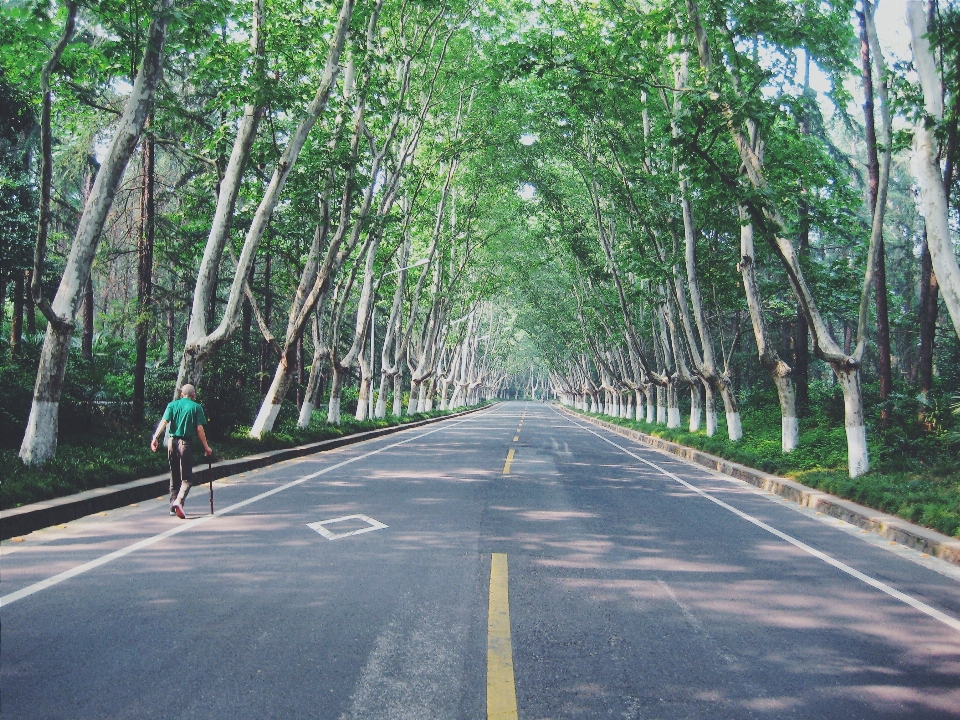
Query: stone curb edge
[
  {"left": 1, "top": 403, "right": 498, "bottom": 541},
  {"left": 560, "top": 406, "right": 960, "bottom": 568}
]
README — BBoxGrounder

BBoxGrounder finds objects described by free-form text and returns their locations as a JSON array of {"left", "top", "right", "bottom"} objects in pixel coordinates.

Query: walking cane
[{"left": 208, "top": 457, "right": 214, "bottom": 514}]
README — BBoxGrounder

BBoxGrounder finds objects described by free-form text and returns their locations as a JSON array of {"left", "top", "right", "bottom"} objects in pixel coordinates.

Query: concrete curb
[
  {"left": 560, "top": 406, "right": 960, "bottom": 568},
  {"left": 1, "top": 403, "right": 497, "bottom": 541}
]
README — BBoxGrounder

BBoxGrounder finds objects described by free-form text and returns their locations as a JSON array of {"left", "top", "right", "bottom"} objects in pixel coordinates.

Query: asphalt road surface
[{"left": 2, "top": 401, "right": 959, "bottom": 719}]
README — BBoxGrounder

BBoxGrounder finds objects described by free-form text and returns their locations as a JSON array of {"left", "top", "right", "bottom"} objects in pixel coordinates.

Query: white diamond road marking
[{"left": 307, "top": 514, "right": 388, "bottom": 541}]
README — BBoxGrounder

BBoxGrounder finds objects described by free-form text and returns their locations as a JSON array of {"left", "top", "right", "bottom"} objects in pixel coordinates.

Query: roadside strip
[
  {"left": 0, "top": 406, "right": 498, "bottom": 608},
  {"left": 556, "top": 407, "right": 960, "bottom": 635},
  {"left": 559, "top": 406, "right": 960, "bottom": 568},
  {"left": 1, "top": 403, "right": 497, "bottom": 541}
]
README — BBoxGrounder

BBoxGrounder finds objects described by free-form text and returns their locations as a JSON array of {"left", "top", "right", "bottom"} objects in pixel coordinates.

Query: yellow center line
[
  {"left": 503, "top": 448, "right": 515, "bottom": 474},
  {"left": 487, "top": 553, "right": 518, "bottom": 720},
  {"left": 513, "top": 436, "right": 519, "bottom": 442}
]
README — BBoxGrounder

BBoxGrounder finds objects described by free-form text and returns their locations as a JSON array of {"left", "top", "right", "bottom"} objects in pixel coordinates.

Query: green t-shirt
[{"left": 162, "top": 397, "right": 207, "bottom": 440}]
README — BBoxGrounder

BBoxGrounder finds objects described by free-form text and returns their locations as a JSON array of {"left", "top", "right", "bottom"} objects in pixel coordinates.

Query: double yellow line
[{"left": 487, "top": 553, "right": 518, "bottom": 720}]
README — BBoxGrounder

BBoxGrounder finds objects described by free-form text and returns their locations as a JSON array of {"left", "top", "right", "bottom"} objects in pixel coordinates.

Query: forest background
[{"left": 1, "top": 0, "right": 959, "bottom": 537}]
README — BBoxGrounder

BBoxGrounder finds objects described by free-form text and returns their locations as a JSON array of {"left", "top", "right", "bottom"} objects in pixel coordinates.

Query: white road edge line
[
  {"left": 0, "top": 408, "right": 499, "bottom": 608},
  {"left": 555, "top": 408, "right": 960, "bottom": 635}
]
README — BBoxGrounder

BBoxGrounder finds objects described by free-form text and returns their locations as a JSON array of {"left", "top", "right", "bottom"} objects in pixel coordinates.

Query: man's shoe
[
  {"left": 172, "top": 503, "right": 186, "bottom": 519},
  {"left": 169, "top": 506, "right": 177, "bottom": 515}
]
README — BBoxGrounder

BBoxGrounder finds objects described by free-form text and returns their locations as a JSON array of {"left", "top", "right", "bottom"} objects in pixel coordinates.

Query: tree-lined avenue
[{"left": 2, "top": 402, "right": 959, "bottom": 719}]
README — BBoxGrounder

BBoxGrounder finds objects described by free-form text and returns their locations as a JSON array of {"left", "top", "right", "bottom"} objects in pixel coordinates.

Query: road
[{"left": 2, "top": 401, "right": 959, "bottom": 719}]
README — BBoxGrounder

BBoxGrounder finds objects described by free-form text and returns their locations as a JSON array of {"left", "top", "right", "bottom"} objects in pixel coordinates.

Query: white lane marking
[
  {"left": 307, "top": 514, "right": 388, "bottom": 540},
  {"left": 0, "top": 408, "right": 498, "bottom": 608},
  {"left": 555, "top": 409, "right": 960, "bottom": 635}
]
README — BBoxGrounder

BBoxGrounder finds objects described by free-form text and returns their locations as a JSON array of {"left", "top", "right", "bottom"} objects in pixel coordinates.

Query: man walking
[{"left": 150, "top": 384, "right": 213, "bottom": 518}]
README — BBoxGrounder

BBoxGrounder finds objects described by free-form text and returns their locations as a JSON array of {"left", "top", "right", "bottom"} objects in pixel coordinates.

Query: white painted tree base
[
  {"left": 705, "top": 412, "right": 717, "bottom": 437},
  {"left": 250, "top": 403, "right": 283, "bottom": 438},
  {"left": 846, "top": 424, "right": 869, "bottom": 477},
  {"left": 725, "top": 412, "right": 743, "bottom": 441},
  {"left": 656, "top": 407, "right": 666, "bottom": 425},
  {"left": 20, "top": 400, "right": 60, "bottom": 465},
  {"left": 328, "top": 397, "right": 342, "bottom": 425},
  {"left": 689, "top": 409, "right": 702, "bottom": 432},
  {"left": 297, "top": 401, "right": 315, "bottom": 429},
  {"left": 667, "top": 408, "right": 681, "bottom": 428},
  {"left": 781, "top": 416, "right": 798, "bottom": 453}
]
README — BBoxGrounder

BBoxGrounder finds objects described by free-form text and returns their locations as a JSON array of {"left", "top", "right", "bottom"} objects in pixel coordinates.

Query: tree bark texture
[
  {"left": 917, "top": 235, "right": 939, "bottom": 396},
  {"left": 21, "top": 0, "right": 173, "bottom": 464},
  {"left": 906, "top": 0, "right": 960, "bottom": 341},
  {"left": 132, "top": 128, "right": 155, "bottom": 425},
  {"left": 81, "top": 276, "right": 93, "bottom": 362},
  {"left": 739, "top": 213, "right": 797, "bottom": 452},
  {"left": 10, "top": 271, "right": 24, "bottom": 356},
  {"left": 31, "top": 1, "right": 78, "bottom": 327},
  {"left": 859, "top": 7, "right": 892, "bottom": 419}
]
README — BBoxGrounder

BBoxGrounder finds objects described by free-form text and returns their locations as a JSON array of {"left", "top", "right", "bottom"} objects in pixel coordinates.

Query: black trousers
[{"left": 168, "top": 437, "right": 193, "bottom": 504}]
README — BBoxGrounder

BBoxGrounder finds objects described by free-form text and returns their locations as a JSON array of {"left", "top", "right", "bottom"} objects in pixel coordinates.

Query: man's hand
[
  {"left": 197, "top": 425, "right": 212, "bottom": 457},
  {"left": 151, "top": 420, "right": 167, "bottom": 453}
]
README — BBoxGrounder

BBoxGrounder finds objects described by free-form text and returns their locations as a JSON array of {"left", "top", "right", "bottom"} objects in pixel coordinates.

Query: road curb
[
  {"left": 560, "top": 406, "right": 960, "bottom": 568},
  {"left": 1, "top": 403, "right": 497, "bottom": 541}
]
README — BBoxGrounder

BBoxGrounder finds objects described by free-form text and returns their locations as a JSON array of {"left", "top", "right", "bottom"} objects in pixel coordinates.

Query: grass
[
  {"left": 570, "top": 402, "right": 960, "bottom": 539},
  {"left": 0, "top": 403, "right": 486, "bottom": 511}
]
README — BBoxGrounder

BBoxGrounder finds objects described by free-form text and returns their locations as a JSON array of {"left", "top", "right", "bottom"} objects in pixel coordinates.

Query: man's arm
[
  {"left": 150, "top": 419, "right": 168, "bottom": 452},
  {"left": 196, "top": 424, "right": 213, "bottom": 456}
]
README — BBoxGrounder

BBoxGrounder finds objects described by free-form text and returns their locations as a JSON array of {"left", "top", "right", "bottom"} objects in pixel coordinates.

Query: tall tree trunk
[
  {"left": 859, "top": 9, "right": 892, "bottom": 422},
  {"left": 241, "top": 292, "right": 252, "bottom": 356},
  {"left": 795, "top": 61, "right": 811, "bottom": 415},
  {"left": 10, "top": 271, "right": 24, "bottom": 357},
  {"left": 392, "top": 372, "right": 403, "bottom": 417},
  {"left": 298, "top": 311, "right": 328, "bottom": 428},
  {"left": 686, "top": 0, "right": 872, "bottom": 476},
  {"left": 80, "top": 155, "right": 97, "bottom": 364},
  {"left": 25, "top": 269, "right": 36, "bottom": 334},
  {"left": 81, "top": 276, "right": 94, "bottom": 361},
  {"left": 327, "top": 364, "right": 345, "bottom": 425},
  {"left": 20, "top": 0, "right": 172, "bottom": 464},
  {"left": 906, "top": 0, "right": 960, "bottom": 341},
  {"left": 917, "top": 233, "right": 939, "bottom": 397},
  {"left": 30, "top": 1, "right": 78, "bottom": 328},
  {"left": 176, "top": 0, "right": 355, "bottom": 395},
  {"left": 0, "top": 273, "right": 6, "bottom": 330},
  {"left": 740, "top": 211, "right": 798, "bottom": 451},
  {"left": 132, "top": 127, "right": 155, "bottom": 426},
  {"left": 259, "top": 246, "right": 272, "bottom": 395},
  {"left": 355, "top": 349, "right": 372, "bottom": 420},
  {"left": 166, "top": 300, "right": 175, "bottom": 366},
  {"left": 296, "top": 334, "right": 304, "bottom": 408}
]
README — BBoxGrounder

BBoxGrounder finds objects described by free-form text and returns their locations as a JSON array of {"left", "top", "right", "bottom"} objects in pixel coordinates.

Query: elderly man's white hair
[{"left": 180, "top": 384, "right": 197, "bottom": 397}]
